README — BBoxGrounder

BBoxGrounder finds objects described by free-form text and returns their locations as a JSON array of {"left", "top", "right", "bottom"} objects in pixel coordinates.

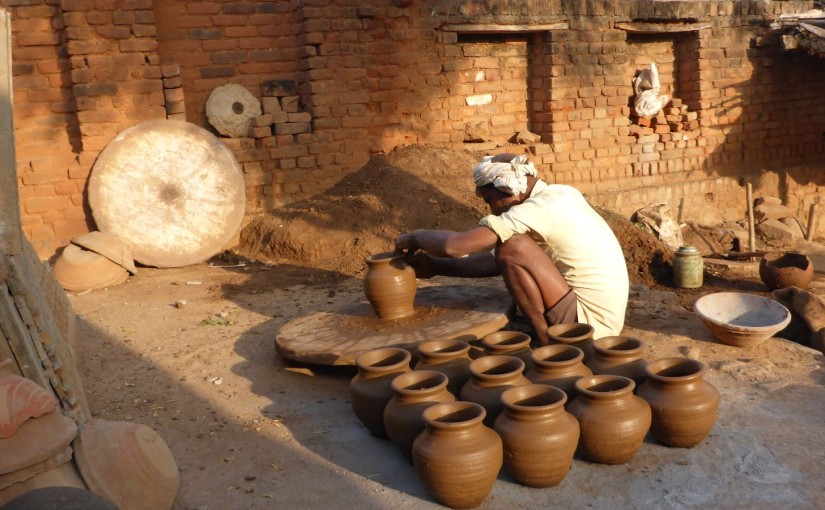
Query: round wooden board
[
  {"left": 88, "top": 120, "right": 245, "bottom": 268},
  {"left": 275, "top": 285, "right": 514, "bottom": 366}
]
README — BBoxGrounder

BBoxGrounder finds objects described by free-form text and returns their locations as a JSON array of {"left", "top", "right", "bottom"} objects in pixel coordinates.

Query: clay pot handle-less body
[
  {"left": 637, "top": 357, "right": 721, "bottom": 448},
  {"left": 412, "top": 402, "right": 502, "bottom": 509},
  {"left": 349, "top": 347, "right": 412, "bottom": 436},
  {"left": 363, "top": 252, "right": 417, "bottom": 320},
  {"left": 758, "top": 252, "right": 814, "bottom": 290},
  {"left": 546, "top": 323, "right": 595, "bottom": 363}
]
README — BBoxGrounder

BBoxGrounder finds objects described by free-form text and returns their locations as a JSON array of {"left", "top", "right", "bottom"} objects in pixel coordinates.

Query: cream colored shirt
[{"left": 479, "top": 181, "right": 629, "bottom": 339}]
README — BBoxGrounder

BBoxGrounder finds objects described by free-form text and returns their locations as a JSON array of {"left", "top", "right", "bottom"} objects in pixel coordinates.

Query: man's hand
[
  {"left": 404, "top": 251, "right": 436, "bottom": 279},
  {"left": 395, "top": 231, "right": 418, "bottom": 254}
]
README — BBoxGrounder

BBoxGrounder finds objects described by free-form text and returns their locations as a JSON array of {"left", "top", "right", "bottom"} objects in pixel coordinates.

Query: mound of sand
[{"left": 238, "top": 144, "right": 673, "bottom": 286}]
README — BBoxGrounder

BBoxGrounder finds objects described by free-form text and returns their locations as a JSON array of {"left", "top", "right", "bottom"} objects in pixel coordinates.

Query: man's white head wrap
[{"left": 472, "top": 154, "right": 538, "bottom": 196}]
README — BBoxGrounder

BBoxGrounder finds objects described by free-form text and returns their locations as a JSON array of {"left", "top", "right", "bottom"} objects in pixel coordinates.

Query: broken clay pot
[
  {"left": 759, "top": 252, "right": 814, "bottom": 291},
  {"left": 363, "top": 252, "right": 416, "bottom": 320},
  {"left": 52, "top": 244, "right": 129, "bottom": 292}
]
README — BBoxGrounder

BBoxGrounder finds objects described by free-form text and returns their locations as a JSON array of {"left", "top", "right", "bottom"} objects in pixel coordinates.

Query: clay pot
[
  {"left": 460, "top": 355, "right": 531, "bottom": 427},
  {"left": 493, "top": 385, "right": 579, "bottom": 488},
  {"left": 568, "top": 375, "right": 651, "bottom": 464},
  {"left": 0, "top": 370, "right": 58, "bottom": 439},
  {"left": 481, "top": 330, "right": 533, "bottom": 371},
  {"left": 545, "top": 323, "right": 595, "bottom": 363},
  {"left": 414, "top": 339, "right": 473, "bottom": 397},
  {"left": 52, "top": 244, "right": 129, "bottom": 292},
  {"left": 349, "top": 347, "right": 412, "bottom": 436},
  {"left": 363, "top": 252, "right": 417, "bottom": 320},
  {"left": 412, "top": 401, "right": 502, "bottom": 509},
  {"left": 637, "top": 357, "right": 721, "bottom": 448},
  {"left": 759, "top": 252, "right": 814, "bottom": 291},
  {"left": 71, "top": 231, "right": 137, "bottom": 275},
  {"left": 527, "top": 345, "right": 592, "bottom": 402},
  {"left": 587, "top": 336, "right": 648, "bottom": 387},
  {"left": 383, "top": 370, "right": 456, "bottom": 460},
  {"left": 73, "top": 419, "right": 179, "bottom": 510}
]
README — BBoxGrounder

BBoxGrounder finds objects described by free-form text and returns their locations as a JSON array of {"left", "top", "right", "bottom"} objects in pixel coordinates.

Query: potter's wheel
[{"left": 275, "top": 285, "right": 513, "bottom": 365}]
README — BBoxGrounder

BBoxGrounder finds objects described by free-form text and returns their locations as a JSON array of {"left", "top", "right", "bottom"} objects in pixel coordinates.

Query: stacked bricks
[
  {"left": 151, "top": 1, "right": 300, "bottom": 126},
  {"left": 248, "top": 80, "right": 312, "bottom": 139},
  {"left": 161, "top": 63, "right": 186, "bottom": 120},
  {"left": 630, "top": 99, "right": 699, "bottom": 139}
]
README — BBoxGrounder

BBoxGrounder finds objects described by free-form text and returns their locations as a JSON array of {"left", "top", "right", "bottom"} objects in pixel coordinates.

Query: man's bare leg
[{"left": 496, "top": 234, "right": 570, "bottom": 345}]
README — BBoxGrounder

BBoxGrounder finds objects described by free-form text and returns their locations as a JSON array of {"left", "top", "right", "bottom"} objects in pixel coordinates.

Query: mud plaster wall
[{"left": 2, "top": 0, "right": 825, "bottom": 259}]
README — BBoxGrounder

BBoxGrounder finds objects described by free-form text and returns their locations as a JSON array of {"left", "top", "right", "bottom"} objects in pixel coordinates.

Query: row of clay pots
[{"left": 350, "top": 345, "right": 720, "bottom": 509}]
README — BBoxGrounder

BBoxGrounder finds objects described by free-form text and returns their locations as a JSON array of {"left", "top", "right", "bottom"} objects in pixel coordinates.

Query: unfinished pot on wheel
[
  {"left": 759, "top": 252, "right": 814, "bottom": 291},
  {"left": 363, "top": 252, "right": 417, "bottom": 320}
]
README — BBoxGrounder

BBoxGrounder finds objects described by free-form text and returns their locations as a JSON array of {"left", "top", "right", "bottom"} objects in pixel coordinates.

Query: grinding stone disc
[
  {"left": 88, "top": 120, "right": 246, "bottom": 268},
  {"left": 205, "top": 84, "right": 262, "bottom": 138},
  {"left": 276, "top": 285, "right": 514, "bottom": 365}
]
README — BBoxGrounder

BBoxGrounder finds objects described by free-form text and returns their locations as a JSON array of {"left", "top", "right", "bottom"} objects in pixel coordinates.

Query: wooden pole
[
  {"left": 746, "top": 182, "right": 756, "bottom": 253},
  {"left": 806, "top": 203, "right": 819, "bottom": 242}
]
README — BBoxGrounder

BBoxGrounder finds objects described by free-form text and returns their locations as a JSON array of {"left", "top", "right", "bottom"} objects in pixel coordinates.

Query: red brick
[{"left": 25, "top": 196, "right": 72, "bottom": 213}]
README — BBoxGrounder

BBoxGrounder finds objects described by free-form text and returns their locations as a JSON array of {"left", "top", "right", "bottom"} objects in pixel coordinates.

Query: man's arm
[{"left": 396, "top": 226, "right": 498, "bottom": 258}]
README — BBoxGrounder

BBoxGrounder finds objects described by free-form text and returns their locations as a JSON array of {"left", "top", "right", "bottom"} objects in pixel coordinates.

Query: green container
[{"left": 673, "top": 246, "right": 703, "bottom": 288}]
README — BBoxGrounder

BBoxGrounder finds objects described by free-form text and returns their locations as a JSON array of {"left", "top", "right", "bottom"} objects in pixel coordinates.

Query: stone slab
[
  {"left": 275, "top": 285, "right": 513, "bottom": 366},
  {"left": 88, "top": 120, "right": 246, "bottom": 268}
]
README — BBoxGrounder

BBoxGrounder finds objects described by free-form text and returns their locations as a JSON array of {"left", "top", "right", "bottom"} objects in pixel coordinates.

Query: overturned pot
[{"left": 759, "top": 252, "right": 813, "bottom": 291}]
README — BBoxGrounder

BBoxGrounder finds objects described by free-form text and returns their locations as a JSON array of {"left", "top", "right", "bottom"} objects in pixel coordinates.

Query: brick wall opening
[
  {"left": 454, "top": 34, "right": 531, "bottom": 145},
  {"left": 626, "top": 32, "right": 700, "bottom": 111}
]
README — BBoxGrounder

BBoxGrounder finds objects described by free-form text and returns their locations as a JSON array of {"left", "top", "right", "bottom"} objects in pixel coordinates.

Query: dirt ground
[{"left": 66, "top": 145, "right": 825, "bottom": 509}]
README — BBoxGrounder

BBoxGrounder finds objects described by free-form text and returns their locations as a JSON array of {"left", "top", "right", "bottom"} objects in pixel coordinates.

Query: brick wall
[{"left": 3, "top": 0, "right": 825, "bottom": 259}]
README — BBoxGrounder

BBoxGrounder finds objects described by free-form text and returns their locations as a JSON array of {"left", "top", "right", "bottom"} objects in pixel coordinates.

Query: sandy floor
[{"left": 65, "top": 258, "right": 825, "bottom": 510}]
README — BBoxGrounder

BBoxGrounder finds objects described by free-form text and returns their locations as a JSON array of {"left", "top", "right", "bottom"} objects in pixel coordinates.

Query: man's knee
[{"left": 496, "top": 234, "right": 538, "bottom": 264}]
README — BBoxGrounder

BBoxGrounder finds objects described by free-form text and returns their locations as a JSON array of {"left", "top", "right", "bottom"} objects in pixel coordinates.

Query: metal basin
[{"left": 693, "top": 292, "right": 791, "bottom": 348}]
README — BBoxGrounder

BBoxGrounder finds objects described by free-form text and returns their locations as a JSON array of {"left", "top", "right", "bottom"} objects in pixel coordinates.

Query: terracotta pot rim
[
  {"left": 469, "top": 355, "right": 525, "bottom": 381},
  {"left": 364, "top": 251, "right": 404, "bottom": 265},
  {"left": 546, "top": 322, "right": 594, "bottom": 342},
  {"left": 422, "top": 401, "right": 486, "bottom": 430},
  {"left": 391, "top": 370, "right": 449, "bottom": 396},
  {"left": 355, "top": 347, "right": 411, "bottom": 375},
  {"left": 500, "top": 384, "right": 567, "bottom": 411},
  {"left": 481, "top": 330, "right": 531, "bottom": 349},
  {"left": 531, "top": 344, "right": 584, "bottom": 366},
  {"left": 575, "top": 374, "right": 635, "bottom": 396},
  {"left": 593, "top": 336, "right": 644, "bottom": 356},
  {"left": 645, "top": 357, "right": 705, "bottom": 381},
  {"left": 417, "top": 338, "right": 471, "bottom": 360}
]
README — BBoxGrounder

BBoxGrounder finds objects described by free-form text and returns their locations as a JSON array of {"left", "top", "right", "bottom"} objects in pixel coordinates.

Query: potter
[{"left": 395, "top": 153, "right": 628, "bottom": 345}]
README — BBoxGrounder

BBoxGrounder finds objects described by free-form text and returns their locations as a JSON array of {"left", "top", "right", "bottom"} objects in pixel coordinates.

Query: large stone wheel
[{"left": 88, "top": 120, "right": 246, "bottom": 268}]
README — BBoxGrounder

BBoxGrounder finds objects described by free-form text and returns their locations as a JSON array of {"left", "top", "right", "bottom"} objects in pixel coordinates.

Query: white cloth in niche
[
  {"left": 633, "top": 62, "right": 670, "bottom": 118},
  {"left": 472, "top": 154, "right": 538, "bottom": 196},
  {"left": 479, "top": 181, "right": 629, "bottom": 339}
]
